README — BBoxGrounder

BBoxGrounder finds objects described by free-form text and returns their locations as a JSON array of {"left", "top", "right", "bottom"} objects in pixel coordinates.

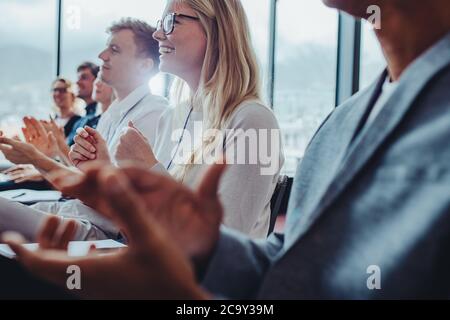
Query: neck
[
  {"left": 114, "top": 78, "right": 147, "bottom": 101},
  {"left": 83, "top": 97, "right": 95, "bottom": 106},
  {"left": 185, "top": 70, "right": 202, "bottom": 95},
  {"left": 100, "top": 100, "right": 112, "bottom": 113},
  {"left": 59, "top": 107, "right": 74, "bottom": 119},
  {"left": 373, "top": 1, "right": 450, "bottom": 81}
]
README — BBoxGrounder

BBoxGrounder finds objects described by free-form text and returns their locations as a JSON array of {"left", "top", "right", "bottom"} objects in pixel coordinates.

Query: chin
[{"left": 321, "top": 0, "right": 370, "bottom": 17}]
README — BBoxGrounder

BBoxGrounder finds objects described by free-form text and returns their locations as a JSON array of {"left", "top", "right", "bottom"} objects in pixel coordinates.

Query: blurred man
[{"left": 76, "top": 62, "right": 99, "bottom": 116}]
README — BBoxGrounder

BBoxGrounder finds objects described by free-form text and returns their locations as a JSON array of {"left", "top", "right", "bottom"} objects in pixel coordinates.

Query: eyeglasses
[
  {"left": 52, "top": 88, "right": 68, "bottom": 94},
  {"left": 156, "top": 12, "right": 199, "bottom": 35}
]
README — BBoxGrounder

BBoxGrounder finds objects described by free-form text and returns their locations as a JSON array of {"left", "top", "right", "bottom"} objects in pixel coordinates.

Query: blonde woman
[{"left": 72, "top": 0, "right": 284, "bottom": 238}]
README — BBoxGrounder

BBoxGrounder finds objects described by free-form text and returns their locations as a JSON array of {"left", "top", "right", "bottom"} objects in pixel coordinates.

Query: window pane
[
  {"left": 241, "top": 0, "right": 271, "bottom": 102},
  {"left": 360, "top": 21, "right": 386, "bottom": 89},
  {"left": 0, "top": 0, "right": 56, "bottom": 138},
  {"left": 61, "top": 0, "right": 167, "bottom": 96},
  {"left": 274, "top": 0, "right": 338, "bottom": 175}
]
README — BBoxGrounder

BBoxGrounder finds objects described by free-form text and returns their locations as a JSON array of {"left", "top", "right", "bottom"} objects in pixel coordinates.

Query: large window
[
  {"left": 0, "top": 0, "right": 57, "bottom": 137},
  {"left": 360, "top": 21, "right": 386, "bottom": 89},
  {"left": 274, "top": 0, "right": 338, "bottom": 175}
]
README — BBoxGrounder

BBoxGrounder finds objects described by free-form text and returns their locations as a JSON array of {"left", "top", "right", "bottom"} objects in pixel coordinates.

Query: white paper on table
[
  {"left": 0, "top": 189, "right": 62, "bottom": 203},
  {"left": 0, "top": 239, "right": 127, "bottom": 259}
]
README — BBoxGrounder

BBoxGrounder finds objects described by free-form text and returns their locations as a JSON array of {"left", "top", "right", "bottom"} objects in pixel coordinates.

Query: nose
[
  {"left": 153, "top": 28, "right": 166, "bottom": 42},
  {"left": 98, "top": 49, "right": 108, "bottom": 61}
]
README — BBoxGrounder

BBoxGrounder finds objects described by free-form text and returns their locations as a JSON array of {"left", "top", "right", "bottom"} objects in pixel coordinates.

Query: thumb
[
  {"left": 128, "top": 121, "right": 146, "bottom": 139},
  {"left": 84, "top": 126, "right": 104, "bottom": 143},
  {"left": 197, "top": 161, "right": 227, "bottom": 200},
  {"left": 48, "top": 132, "right": 57, "bottom": 145},
  {"left": 1, "top": 232, "right": 31, "bottom": 259}
]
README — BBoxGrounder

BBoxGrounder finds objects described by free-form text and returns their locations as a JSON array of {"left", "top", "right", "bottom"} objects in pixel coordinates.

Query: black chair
[{"left": 268, "top": 175, "right": 293, "bottom": 236}]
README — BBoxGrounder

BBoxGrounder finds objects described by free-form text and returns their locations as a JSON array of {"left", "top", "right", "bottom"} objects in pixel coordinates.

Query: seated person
[
  {"left": 68, "top": 76, "right": 115, "bottom": 138},
  {"left": 66, "top": 62, "right": 110, "bottom": 145},
  {"left": 0, "top": 78, "right": 82, "bottom": 191}
]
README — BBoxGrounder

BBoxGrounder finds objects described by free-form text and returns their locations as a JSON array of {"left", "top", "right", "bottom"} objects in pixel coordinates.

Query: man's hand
[
  {"left": 1, "top": 170, "right": 212, "bottom": 300},
  {"left": 69, "top": 127, "right": 111, "bottom": 172},
  {"left": 56, "top": 162, "right": 226, "bottom": 262},
  {"left": 3, "top": 164, "right": 44, "bottom": 183},
  {"left": 41, "top": 120, "right": 71, "bottom": 162},
  {"left": 115, "top": 122, "right": 158, "bottom": 168},
  {"left": 0, "top": 136, "right": 41, "bottom": 165},
  {"left": 22, "top": 117, "right": 58, "bottom": 158}
]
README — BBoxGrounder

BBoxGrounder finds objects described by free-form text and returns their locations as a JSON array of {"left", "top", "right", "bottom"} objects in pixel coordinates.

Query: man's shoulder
[{"left": 139, "top": 94, "right": 169, "bottom": 112}]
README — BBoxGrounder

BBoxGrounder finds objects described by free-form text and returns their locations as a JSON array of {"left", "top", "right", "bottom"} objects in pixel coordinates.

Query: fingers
[
  {"left": 128, "top": 121, "right": 147, "bottom": 139},
  {"left": 71, "top": 142, "right": 96, "bottom": 160},
  {"left": 22, "top": 127, "right": 31, "bottom": 143},
  {"left": 197, "top": 162, "right": 227, "bottom": 200},
  {"left": 98, "top": 169, "right": 156, "bottom": 245},
  {"left": 29, "top": 117, "right": 48, "bottom": 138},
  {"left": 84, "top": 127, "right": 104, "bottom": 145},
  {"left": 48, "top": 132, "right": 57, "bottom": 147},
  {"left": 1, "top": 232, "right": 30, "bottom": 258},
  {"left": 2, "top": 231, "right": 87, "bottom": 287},
  {"left": 36, "top": 216, "right": 78, "bottom": 251},
  {"left": 0, "top": 136, "right": 19, "bottom": 148},
  {"left": 3, "top": 164, "right": 25, "bottom": 174},
  {"left": 37, "top": 216, "right": 60, "bottom": 249},
  {"left": 57, "top": 220, "right": 78, "bottom": 249},
  {"left": 23, "top": 117, "right": 38, "bottom": 139},
  {"left": 74, "top": 132, "right": 97, "bottom": 154}
]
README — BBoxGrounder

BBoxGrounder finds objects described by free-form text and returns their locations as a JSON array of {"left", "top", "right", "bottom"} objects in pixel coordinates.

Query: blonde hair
[{"left": 170, "top": 0, "right": 263, "bottom": 180}]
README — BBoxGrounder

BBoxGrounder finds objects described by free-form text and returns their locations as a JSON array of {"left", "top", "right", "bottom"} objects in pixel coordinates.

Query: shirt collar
[{"left": 110, "top": 84, "right": 151, "bottom": 118}]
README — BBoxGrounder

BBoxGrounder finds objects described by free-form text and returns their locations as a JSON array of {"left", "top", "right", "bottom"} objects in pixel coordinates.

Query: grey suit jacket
[{"left": 202, "top": 32, "right": 450, "bottom": 299}]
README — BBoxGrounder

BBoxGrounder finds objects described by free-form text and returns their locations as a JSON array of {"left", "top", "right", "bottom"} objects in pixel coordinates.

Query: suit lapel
[
  {"left": 284, "top": 72, "right": 385, "bottom": 244},
  {"left": 287, "top": 33, "right": 450, "bottom": 248}
]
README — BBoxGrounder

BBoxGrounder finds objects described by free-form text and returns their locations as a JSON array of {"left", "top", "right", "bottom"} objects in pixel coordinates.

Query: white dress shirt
[{"left": 96, "top": 84, "right": 169, "bottom": 159}]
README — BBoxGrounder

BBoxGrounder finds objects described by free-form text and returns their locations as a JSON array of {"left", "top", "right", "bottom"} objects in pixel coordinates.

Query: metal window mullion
[
  {"left": 335, "top": 12, "right": 361, "bottom": 106},
  {"left": 267, "top": 0, "right": 277, "bottom": 108},
  {"left": 56, "top": 0, "right": 63, "bottom": 77}
]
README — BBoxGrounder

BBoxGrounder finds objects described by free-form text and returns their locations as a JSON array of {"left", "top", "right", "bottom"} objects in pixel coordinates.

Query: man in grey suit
[{"left": 1, "top": 0, "right": 450, "bottom": 299}]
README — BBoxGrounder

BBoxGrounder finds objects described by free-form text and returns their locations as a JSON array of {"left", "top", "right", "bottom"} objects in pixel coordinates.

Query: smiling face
[
  {"left": 52, "top": 80, "right": 74, "bottom": 110},
  {"left": 92, "top": 77, "right": 114, "bottom": 106},
  {"left": 98, "top": 29, "right": 144, "bottom": 90},
  {"left": 153, "top": 1, "right": 207, "bottom": 86}
]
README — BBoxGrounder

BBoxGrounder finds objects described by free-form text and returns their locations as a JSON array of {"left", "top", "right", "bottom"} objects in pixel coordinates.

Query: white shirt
[
  {"left": 96, "top": 84, "right": 169, "bottom": 158},
  {"left": 31, "top": 85, "right": 169, "bottom": 238}
]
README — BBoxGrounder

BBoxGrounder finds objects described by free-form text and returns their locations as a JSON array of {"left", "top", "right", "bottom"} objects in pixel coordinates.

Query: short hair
[
  {"left": 52, "top": 77, "right": 76, "bottom": 94},
  {"left": 107, "top": 18, "right": 160, "bottom": 68},
  {"left": 77, "top": 62, "right": 100, "bottom": 78}
]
